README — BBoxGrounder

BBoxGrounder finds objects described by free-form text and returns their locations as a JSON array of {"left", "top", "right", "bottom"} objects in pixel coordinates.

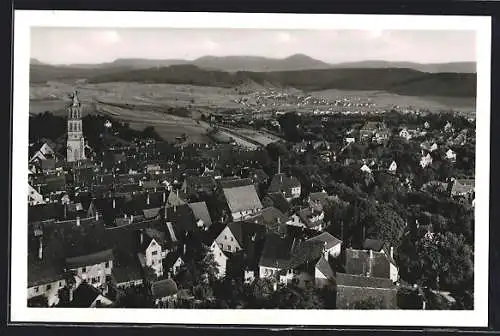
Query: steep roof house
[
  {"left": 262, "top": 192, "right": 290, "bottom": 214},
  {"left": 151, "top": 278, "right": 179, "bottom": 306},
  {"left": 268, "top": 173, "right": 301, "bottom": 202},
  {"left": 223, "top": 184, "right": 263, "bottom": 222},
  {"left": 188, "top": 201, "right": 213, "bottom": 230}
]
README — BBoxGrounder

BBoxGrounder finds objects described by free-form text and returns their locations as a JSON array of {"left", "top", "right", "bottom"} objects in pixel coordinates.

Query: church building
[{"left": 67, "top": 90, "right": 86, "bottom": 163}]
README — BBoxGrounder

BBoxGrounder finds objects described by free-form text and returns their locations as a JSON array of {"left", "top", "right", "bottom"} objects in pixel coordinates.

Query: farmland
[{"left": 29, "top": 81, "right": 476, "bottom": 143}]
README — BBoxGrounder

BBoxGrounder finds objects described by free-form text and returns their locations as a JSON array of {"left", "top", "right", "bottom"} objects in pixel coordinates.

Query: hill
[
  {"left": 86, "top": 65, "right": 476, "bottom": 98},
  {"left": 192, "top": 54, "right": 332, "bottom": 72},
  {"left": 331, "top": 60, "right": 476, "bottom": 74}
]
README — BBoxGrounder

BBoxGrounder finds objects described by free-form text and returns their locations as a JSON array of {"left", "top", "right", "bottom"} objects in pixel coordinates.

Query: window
[
  {"left": 228, "top": 246, "right": 232, "bottom": 251},
  {"left": 152, "top": 251, "right": 158, "bottom": 256},
  {"left": 59, "top": 281, "right": 63, "bottom": 287},
  {"left": 81, "top": 267, "right": 86, "bottom": 273},
  {"left": 224, "top": 235, "right": 227, "bottom": 240},
  {"left": 105, "top": 261, "right": 110, "bottom": 268},
  {"left": 219, "top": 253, "right": 222, "bottom": 257},
  {"left": 230, "top": 237, "right": 233, "bottom": 242},
  {"left": 34, "top": 287, "right": 39, "bottom": 293},
  {"left": 46, "top": 284, "right": 51, "bottom": 290}
]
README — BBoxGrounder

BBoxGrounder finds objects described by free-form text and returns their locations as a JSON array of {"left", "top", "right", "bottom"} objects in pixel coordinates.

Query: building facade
[{"left": 67, "top": 91, "right": 86, "bottom": 162}]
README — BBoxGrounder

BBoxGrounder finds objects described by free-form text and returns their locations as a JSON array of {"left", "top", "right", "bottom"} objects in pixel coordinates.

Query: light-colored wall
[
  {"left": 231, "top": 207, "right": 262, "bottom": 221},
  {"left": 72, "top": 260, "right": 112, "bottom": 288},
  {"left": 28, "top": 278, "right": 66, "bottom": 306},
  {"left": 116, "top": 279, "right": 143, "bottom": 289},
  {"left": 259, "top": 266, "right": 280, "bottom": 279},
  {"left": 390, "top": 263, "right": 399, "bottom": 283},
  {"left": 328, "top": 244, "right": 342, "bottom": 258},
  {"left": 145, "top": 239, "right": 163, "bottom": 277},
  {"left": 210, "top": 242, "right": 228, "bottom": 278},
  {"left": 215, "top": 226, "right": 242, "bottom": 253}
]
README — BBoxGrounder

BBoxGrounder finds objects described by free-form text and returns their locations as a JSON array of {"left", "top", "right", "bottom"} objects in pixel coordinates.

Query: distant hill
[
  {"left": 331, "top": 60, "right": 476, "bottom": 74},
  {"left": 86, "top": 65, "right": 476, "bottom": 97},
  {"left": 191, "top": 54, "right": 332, "bottom": 72}
]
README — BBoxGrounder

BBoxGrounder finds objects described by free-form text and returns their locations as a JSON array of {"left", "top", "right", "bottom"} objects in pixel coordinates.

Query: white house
[
  {"left": 345, "top": 137, "right": 356, "bottom": 144},
  {"left": 388, "top": 161, "right": 397, "bottom": 173},
  {"left": 214, "top": 224, "right": 242, "bottom": 254},
  {"left": 223, "top": 185, "right": 263, "bottom": 221},
  {"left": 139, "top": 230, "right": 166, "bottom": 277},
  {"left": 307, "top": 232, "right": 342, "bottom": 259},
  {"left": 28, "top": 277, "right": 67, "bottom": 307},
  {"left": 420, "top": 153, "right": 433, "bottom": 168},
  {"left": 29, "top": 142, "right": 55, "bottom": 163},
  {"left": 360, "top": 164, "right": 372, "bottom": 174},
  {"left": 445, "top": 149, "right": 457, "bottom": 162},
  {"left": 65, "top": 249, "right": 114, "bottom": 290},
  {"left": 210, "top": 241, "right": 229, "bottom": 278},
  {"left": 399, "top": 128, "right": 412, "bottom": 140},
  {"left": 28, "top": 184, "right": 46, "bottom": 206},
  {"left": 444, "top": 121, "right": 454, "bottom": 133}
]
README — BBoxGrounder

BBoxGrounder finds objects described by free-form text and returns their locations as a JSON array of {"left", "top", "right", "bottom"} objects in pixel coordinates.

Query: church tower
[{"left": 66, "top": 90, "right": 86, "bottom": 162}]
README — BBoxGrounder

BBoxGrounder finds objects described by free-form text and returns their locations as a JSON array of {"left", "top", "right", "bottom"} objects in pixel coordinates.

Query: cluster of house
[{"left": 28, "top": 129, "right": 406, "bottom": 309}]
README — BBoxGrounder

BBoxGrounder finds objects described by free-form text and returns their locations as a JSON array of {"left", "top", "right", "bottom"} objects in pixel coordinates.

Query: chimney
[
  {"left": 390, "top": 246, "right": 394, "bottom": 259},
  {"left": 140, "top": 231, "right": 144, "bottom": 244},
  {"left": 76, "top": 216, "right": 80, "bottom": 227},
  {"left": 112, "top": 199, "right": 116, "bottom": 209},
  {"left": 69, "top": 285, "right": 74, "bottom": 302},
  {"left": 64, "top": 204, "right": 67, "bottom": 219},
  {"left": 277, "top": 156, "right": 281, "bottom": 174},
  {"left": 368, "top": 250, "right": 373, "bottom": 276},
  {"left": 38, "top": 237, "right": 43, "bottom": 260},
  {"left": 100, "top": 176, "right": 103, "bottom": 183},
  {"left": 124, "top": 213, "right": 127, "bottom": 219},
  {"left": 176, "top": 189, "right": 179, "bottom": 198},
  {"left": 183, "top": 244, "right": 187, "bottom": 255},
  {"left": 163, "top": 192, "right": 166, "bottom": 203},
  {"left": 174, "top": 205, "right": 177, "bottom": 213},
  {"left": 95, "top": 212, "right": 99, "bottom": 221},
  {"left": 131, "top": 215, "right": 134, "bottom": 222},
  {"left": 147, "top": 194, "right": 150, "bottom": 205}
]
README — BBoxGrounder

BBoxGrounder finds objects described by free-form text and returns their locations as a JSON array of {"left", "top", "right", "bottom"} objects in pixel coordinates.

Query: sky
[{"left": 30, "top": 28, "right": 476, "bottom": 65}]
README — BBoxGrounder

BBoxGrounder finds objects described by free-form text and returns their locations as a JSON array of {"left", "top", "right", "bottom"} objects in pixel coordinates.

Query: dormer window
[{"left": 82, "top": 267, "right": 87, "bottom": 273}]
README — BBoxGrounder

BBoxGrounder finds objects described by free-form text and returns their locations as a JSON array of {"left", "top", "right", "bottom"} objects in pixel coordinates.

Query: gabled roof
[
  {"left": 307, "top": 232, "right": 342, "bottom": 250},
  {"left": 345, "top": 248, "right": 391, "bottom": 279},
  {"left": 223, "top": 185, "right": 263, "bottom": 214},
  {"left": 361, "top": 121, "right": 387, "bottom": 131},
  {"left": 166, "top": 190, "right": 187, "bottom": 208},
  {"left": 316, "top": 256, "right": 334, "bottom": 279},
  {"left": 164, "top": 204, "right": 197, "bottom": 237},
  {"left": 449, "top": 179, "right": 475, "bottom": 196},
  {"left": 227, "top": 220, "right": 267, "bottom": 251},
  {"left": 297, "top": 207, "right": 324, "bottom": 228},
  {"left": 268, "top": 174, "right": 301, "bottom": 197},
  {"left": 151, "top": 278, "right": 178, "bottom": 299},
  {"left": 219, "top": 177, "right": 254, "bottom": 189},
  {"left": 188, "top": 201, "right": 212, "bottom": 228},
  {"left": 248, "top": 168, "right": 269, "bottom": 184},
  {"left": 112, "top": 260, "right": 143, "bottom": 284},
  {"left": 259, "top": 233, "right": 294, "bottom": 268},
  {"left": 163, "top": 251, "right": 184, "bottom": 270},
  {"left": 247, "top": 207, "right": 287, "bottom": 234},
  {"left": 66, "top": 249, "right": 114, "bottom": 268},
  {"left": 71, "top": 283, "right": 101, "bottom": 307},
  {"left": 264, "top": 192, "right": 290, "bottom": 214},
  {"left": 28, "top": 203, "right": 65, "bottom": 223}
]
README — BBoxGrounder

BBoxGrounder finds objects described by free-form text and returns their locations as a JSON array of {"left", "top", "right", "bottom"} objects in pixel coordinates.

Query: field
[
  {"left": 29, "top": 81, "right": 477, "bottom": 143},
  {"left": 311, "top": 89, "right": 476, "bottom": 114}
]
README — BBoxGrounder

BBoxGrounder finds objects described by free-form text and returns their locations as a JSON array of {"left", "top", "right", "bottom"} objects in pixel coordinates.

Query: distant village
[{"left": 27, "top": 90, "right": 475, "bottom": 310}]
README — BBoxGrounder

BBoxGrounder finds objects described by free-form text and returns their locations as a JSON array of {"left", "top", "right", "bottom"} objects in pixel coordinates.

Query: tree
[{"left": 269, "top": 284, "right": 324, "bottom": 309}]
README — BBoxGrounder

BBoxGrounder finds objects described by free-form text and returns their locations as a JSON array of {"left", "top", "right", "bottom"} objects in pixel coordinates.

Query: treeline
[{"left": 85, "top": 65, "right": 476, "bottom": 98}]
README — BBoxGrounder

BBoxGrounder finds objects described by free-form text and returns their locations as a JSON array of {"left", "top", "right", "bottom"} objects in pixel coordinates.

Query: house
[
  {"left": 29, "top": 141, "right": 56, "bottom": 163},
  {"left": 214, "top": 220, "right": 267, "bottom": 255},
  {"left": 268, "top": 173, "right": 301, "bottom": 201},
  {"left": 138, "top": 228, "right": 169, "bottom": 277},
  {"left": 445, "top": 149, "right": 457, "bottom": 162},
  {"left": 70, "top": 282, "right": 113, "bottom": 308},
  {"left": 345, "top": 245, "right": 398, "bottom": 283},
  {"left": 307, "top": 232, "right": 342, "bottom": 259},
  {"left": 424, "top": 121, "right": 431, "bottom": 129},
  {"left": 65, "top": 249, "right": 114, "bottom": 289},
  {"left": 335, "top": 272, "right": 398, "bottom": 309},
  {"left": 315, "top": 255, "right": 335, "bottom": 288},
  {"left": 360, "top": 164, "right": 372, "bottom": 174},
  {"left": 166, "top": 189, "right": 187, "bottom": 208},
  {"left": 188, "top": 201, "right": 212, "bottom": 230},
  {"left": 420, "top": 142, "right": 438, "bottom": 153},
  {"left": 399, "top": 128, "right": 412, "bottom": 140},
  {"left": 218, "top": 177, "right": 254, "bottom": 190},
  {"left": 209, "top": 240, "right": 229, "bottom": 277},
  {"left": 444, "top": 121, "right": 454, "bottom": 133},
  {"left": 297, "top": 207, "right": 326, "bottom": 231},
  {"left": 359, "top": 122, "right": 389, "bottom": 143},
  {"left": 248, "top": 168, "right": 269, "bottom": 186},
  {"left": 420, "top": 153, "right": 433, "bottom": 168},
  {"left": 262, "top": 192, "right": 290, "bottom": 214},
  {"left": 28, "top": 184, "right": 46, "bottom": 206},
  {"left": 448, "top": 178, "right": 475, "bottom": 198},
  {"left": 182, "top": 175, "right": 217, "bottom": 196},
  {"left": 112, "top": 261, "right": 144, "bottom": 289},
  {"left": 151, "top": 278, "right": 178, "bottom": 306},
  {"left": 163, "top": 252, "right": 185, "bottom": 277},
  {"left": 388, "top": 161, "right": 397, "bottom": 174},
  {"left": 345, "top": 137, "right": 356, "bottom": 144},
  {"left": 247, "top": 207, "right": 288, "bottom": 235},
  {"left": 223, "top": 184, "right": 263, "bottom": 221}
]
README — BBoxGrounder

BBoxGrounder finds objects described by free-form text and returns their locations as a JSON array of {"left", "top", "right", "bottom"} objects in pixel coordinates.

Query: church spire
[{"left": 72, "top": 90, "right": 80, "bottom": 107}]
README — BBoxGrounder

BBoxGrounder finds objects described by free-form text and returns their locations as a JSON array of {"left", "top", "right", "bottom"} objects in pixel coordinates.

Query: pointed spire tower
[{"left": 66, "top": 90, "right": 86, "bottom": 162}]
